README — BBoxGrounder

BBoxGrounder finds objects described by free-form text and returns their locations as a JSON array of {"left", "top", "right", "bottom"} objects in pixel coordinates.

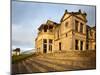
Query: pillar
[
  {"left": 78, "top": 22, "right": 80, "bottom": 32},
  {"left": 83, "top": 41, "right": 86, "bottom": 51},
  {"left": 71, "top": 35, "right": 75, "bottom": 50},
  {"left": 70, "top": 39, "right": 73, "bottom": 50},
  {"left": 83, "top": 25, "right": 86, "bottom": 34}
]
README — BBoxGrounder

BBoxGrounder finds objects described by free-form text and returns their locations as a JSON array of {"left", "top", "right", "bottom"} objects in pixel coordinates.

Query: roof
[
  {"left": 38, "top": 9, "right": 88, "bottom": 31},
  {"left": 60, "top": 9, "right": 87, "bottom": 22},
  {"left": 86, "top": 25, "right": 96, "bottom": 31},
  {"left": 38, "top": 20, "right": 59, "bottom": 30},
  {"left": 91, "top": 26, "right": 96, "bottom": 30},
  {"left": 13, "top": 48, "right": 20, "bottom": 52}
]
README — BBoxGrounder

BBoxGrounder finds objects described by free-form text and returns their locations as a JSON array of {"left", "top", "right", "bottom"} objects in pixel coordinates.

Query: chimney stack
[{"left": 79, "top": 9, "right": 81, "bottom": 13}]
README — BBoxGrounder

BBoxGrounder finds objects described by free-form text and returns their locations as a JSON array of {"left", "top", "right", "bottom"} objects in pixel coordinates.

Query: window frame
[
  {"left": 75, "top": 20, "right": 79, "bottom": 32},
  {"left": 65, "top": 21, "right": 68, "bottom": 27},
  {"left": 80, "top": 23, "right": 83, "bottom": 33},
  {"left": 75, "top": 39, "right": 79, "bottom": 50},
  {"left": 43, "top": 39, "right": 47, "bottom": 43}
]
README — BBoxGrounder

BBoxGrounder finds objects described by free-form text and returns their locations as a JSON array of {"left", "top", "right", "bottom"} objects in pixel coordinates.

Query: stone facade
[
  {"left": 35, "top": 9, "right": 96, "bottom": 54},
  {"left": 86, "top": 26, "right": 96, "bottom": 50}
]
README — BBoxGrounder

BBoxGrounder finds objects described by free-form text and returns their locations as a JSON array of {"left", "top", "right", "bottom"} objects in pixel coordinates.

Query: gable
[
  {"left": 60, "top": 11, "right": 71, "bottom": 22},
  {"left": 76, "top": 14, "right": 86, "bottom": 21},
  {"left": 62, "top": 14, "right": 70, "bottom": 21},
  {"left": 60, "top": 10, "right": 87, "bottom": 23}
]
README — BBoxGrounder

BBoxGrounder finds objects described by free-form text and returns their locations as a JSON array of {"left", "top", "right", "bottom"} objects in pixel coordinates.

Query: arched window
[
  {"left": 57, "top": 30, "right": 59, "bottom": 39},
  {"left": 65, "top": 22, "right": 68, "bottom": 27},
  {"left": 75, "top": 20, "right": 79, "bottom": 32},
  {"left": 80, "top": 23, "right": 83, "bottom": 33}
]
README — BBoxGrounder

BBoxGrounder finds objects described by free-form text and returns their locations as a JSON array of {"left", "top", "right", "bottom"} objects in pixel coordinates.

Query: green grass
[{"left": 12, "top": 53, "right": 35, "bottom": 64}]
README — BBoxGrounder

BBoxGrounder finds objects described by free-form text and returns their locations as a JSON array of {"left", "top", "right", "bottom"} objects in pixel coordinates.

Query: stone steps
[
  {"left": 37, "top": 50, "right": 96, "bottom": 59},
  {"left": 12, "top": 50, "right": 96, "bottom": 74}
]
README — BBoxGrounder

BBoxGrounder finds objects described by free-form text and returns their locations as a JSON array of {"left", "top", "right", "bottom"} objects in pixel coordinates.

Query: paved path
[{"left": 12, "top": 56, "right": 95, "bottom": 75}]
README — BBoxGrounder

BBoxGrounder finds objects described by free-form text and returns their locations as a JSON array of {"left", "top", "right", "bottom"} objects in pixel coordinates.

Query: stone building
[
  {"left": 35, "top": 9, "right": 96, "bottom": 54},
  {"left": 86, "top": 25, "right": 96, "bottom": 50},
  {"left": 12, "top": 48, "right": 20, "bottom": 56}
]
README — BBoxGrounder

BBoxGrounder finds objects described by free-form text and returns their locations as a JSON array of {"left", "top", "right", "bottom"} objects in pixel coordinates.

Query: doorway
[
  {"left": 43, "top": 44, "right": 47, "bottom": 53},
  {"left": 43, "top": 39, "right": 47, "bottom": 53}
]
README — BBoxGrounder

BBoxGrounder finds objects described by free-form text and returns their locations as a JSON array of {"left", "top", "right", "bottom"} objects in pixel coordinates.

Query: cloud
[{"left": 12, "top": 24, "right": 35, "bottom": 50}]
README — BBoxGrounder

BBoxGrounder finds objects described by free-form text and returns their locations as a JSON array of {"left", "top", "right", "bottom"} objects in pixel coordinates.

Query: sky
[{"left": 12, "top": 1, "right": 96, "bottom": 51}]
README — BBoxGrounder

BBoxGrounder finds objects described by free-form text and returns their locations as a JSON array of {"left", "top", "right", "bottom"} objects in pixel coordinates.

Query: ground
[{"left": 12, "top": 50, "right": 96, "bottom": 75}]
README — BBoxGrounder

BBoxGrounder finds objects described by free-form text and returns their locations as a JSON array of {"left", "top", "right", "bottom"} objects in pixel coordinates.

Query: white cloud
[{"left": 12, "top": 24, "right": 35, "bottom": 50}]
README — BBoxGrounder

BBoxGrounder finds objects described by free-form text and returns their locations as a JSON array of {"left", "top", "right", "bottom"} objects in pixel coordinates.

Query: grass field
[{"left": 12, "top": 53, "right": 35, "bottom": 64}]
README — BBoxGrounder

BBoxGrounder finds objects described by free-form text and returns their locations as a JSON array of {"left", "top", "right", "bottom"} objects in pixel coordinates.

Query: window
[
  {"left": 43, "top": 44, "right": 47, "bottom": 48},
  {"left": 86, "top": 44, "right": 88, "bottom": 50},
  {"left": 66, "top": 33, "right": 67, "bottom": 37},
  {"left": 75, "top": 40, "right": 78, "bottom": 50},
  {"left": 44, "top": 25, "right": 48, "bottom": 32},
  {"left": 43, "top": 45, "right": 47, "bottom": 53},
  {"left": 49, "top": 39, "right": 52, "bottom": 43},
  {"left": 44, "top": 29, "right": 47, "bottom": 32},
  {"left": 80, "top": 41, "right": 83, "bottom": 50},
  {"left": 75, "top": 20, "right": 79, "bottom": 32},
  {"left": 80, "top": 23, "right": 83, "bottom": 33},
  {"left": 57, "top": 30, "right": 59, "bottom": 39},
  {"left": 65, "top": 22, "right": 68, "bottom": 27},
  {"left": 90, "top": 31, "right": 93, "bottom": 36},
  {"left": 43, "top": 39, "right": 47, "bottom": 53},
  {"left": 59, "top": 42, "right": 61, "bottom": 50},
  {"left": 43, "top": 39, "right": 47, "bottom": 43},
  {"left": 49, "top": 39, "right": 52, "bottom": 51},
  {"left": 49, "top": 45, "right": 52, "bottom": 51}
]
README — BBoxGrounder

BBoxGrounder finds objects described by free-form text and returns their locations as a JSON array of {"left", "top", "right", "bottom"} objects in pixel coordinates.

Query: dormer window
[
  {"left": 44, "top": 25, "right": 48, "bottom": 32},
  {"left": 49, "top": 25, "right": 53, "bottom": 32}
]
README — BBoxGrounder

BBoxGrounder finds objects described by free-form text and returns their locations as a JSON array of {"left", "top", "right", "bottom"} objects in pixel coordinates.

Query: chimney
[
  {"left": 83, "top": 12, "right": 87, "bottom": 16},
  {"left": 65, "top": 9, "right": 68, "bottom": 13},
  {"left": 79, "top": 9, "right": 81, "bottom": 13}
]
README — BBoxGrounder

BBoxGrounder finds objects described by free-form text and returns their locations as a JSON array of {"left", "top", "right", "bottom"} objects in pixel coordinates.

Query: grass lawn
[{"left": 12, "top": 53, "right": 34, "bottom": 64}]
